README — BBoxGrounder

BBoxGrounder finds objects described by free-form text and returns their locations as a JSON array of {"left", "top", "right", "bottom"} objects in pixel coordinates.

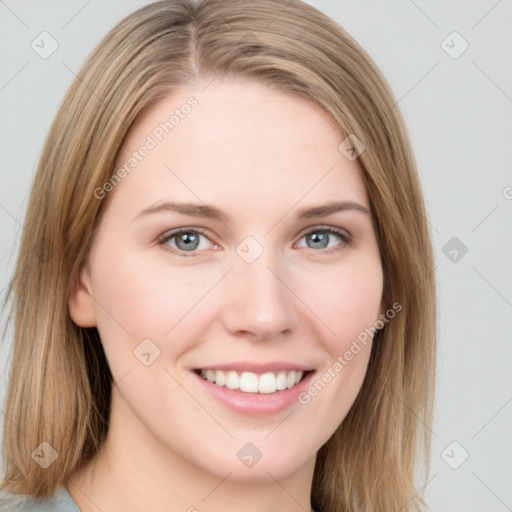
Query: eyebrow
[
  {"left": 134, "top": 202, "right": 227, "bottom": 221},
  {"left": 296, "top": 201, "right": 370, "bottom": 218},
  {"left": 133, "top": 200, "right": 371, "bottom": 221}
]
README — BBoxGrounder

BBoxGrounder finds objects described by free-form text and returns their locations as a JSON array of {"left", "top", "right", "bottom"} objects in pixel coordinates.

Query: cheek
[
  {"left": 88, "top": 247, "right": 223, "bottom": 363},
  {"left": 300, "top": 258, "right": 383, "bottom": 346},
  {"left": 293, "top": 259, "right": 382, "bottom": 415}
]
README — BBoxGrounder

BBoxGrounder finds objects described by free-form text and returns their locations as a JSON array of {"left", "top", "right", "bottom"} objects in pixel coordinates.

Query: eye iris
[
  {"left": 175, "top": 232, "right": 200, "bottom": 251},
  {"left": 308, "top": 231, "right": 329, "bottom": 249}
]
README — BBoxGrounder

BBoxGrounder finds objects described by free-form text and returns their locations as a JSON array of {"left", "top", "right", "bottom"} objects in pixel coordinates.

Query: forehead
[{"left": 111, "top": 79, "right": 368, "bottom": 212}]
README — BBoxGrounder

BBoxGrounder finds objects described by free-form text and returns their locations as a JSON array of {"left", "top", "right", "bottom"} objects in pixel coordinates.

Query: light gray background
[{"left": 1, "top": 1, "right": 511, "bottom": 511}]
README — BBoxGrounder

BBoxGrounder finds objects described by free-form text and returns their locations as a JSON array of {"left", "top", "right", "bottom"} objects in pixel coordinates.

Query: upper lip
[{"left": 194, "top": 361, "right": 314, "bottom": 373}]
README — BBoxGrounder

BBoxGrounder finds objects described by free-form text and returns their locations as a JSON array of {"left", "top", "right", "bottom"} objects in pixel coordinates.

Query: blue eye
[
  {"left": 297, "top": 228, "right": 351, "bottom": 251},
  {"left": 160, "top": 229, "right": 213, "bottom": 255}
]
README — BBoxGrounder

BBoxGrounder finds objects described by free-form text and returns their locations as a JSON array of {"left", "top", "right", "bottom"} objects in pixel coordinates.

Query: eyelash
[{"left": 157, "top": 226, "right": 353, "bottom": 258}]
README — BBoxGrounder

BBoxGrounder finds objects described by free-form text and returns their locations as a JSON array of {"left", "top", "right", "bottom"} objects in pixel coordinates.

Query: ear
[{"left": 68, "top": 263, "right": 97, "bottom": 327}]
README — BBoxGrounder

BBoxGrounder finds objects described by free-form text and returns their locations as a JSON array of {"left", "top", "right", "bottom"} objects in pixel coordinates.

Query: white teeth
[
  {"left": 215, "top": 370, "right": 226, "bottom": 387},
  {"left": 276, "top": 371, "right": 287, "bottom": 390},
  {"left": 286, "top": 371, "right": 296, "bottom": 388},
  {"left": 258, "top": 372, "right": 276, "bottom": 394},
  {"left": 240, "top": 372, "right": 259, "bottom": 392},
  {"left": 198, "top": 369, "right": 305, "bottom": 394},
  {"left": 225, "top": 370, "right": 240, "bottom": 390}
]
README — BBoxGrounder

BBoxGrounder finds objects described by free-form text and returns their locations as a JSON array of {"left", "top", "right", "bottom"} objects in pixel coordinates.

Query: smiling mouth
[{"left": 194, "top": 369, "right": 310, "bottom": 394}]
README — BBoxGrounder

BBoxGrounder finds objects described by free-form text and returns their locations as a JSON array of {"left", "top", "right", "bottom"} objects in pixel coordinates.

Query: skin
[{"left": 67, "top": 78, "right": 384, "bottom": 512}]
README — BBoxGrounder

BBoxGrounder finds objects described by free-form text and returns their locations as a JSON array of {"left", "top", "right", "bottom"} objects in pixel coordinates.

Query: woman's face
[{"left": 70, "top": 79, "right": 383, "bottom": 482}]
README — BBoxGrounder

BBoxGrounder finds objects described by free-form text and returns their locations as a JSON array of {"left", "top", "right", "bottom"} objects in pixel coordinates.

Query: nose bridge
[{"left": 221, "top": 242, "right": 298, "bottom": 338}]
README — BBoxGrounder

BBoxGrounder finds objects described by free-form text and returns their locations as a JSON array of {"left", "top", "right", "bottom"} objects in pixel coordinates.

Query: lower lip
[{"left": 193, "top": 371, "right": 315, "bottom": 416}]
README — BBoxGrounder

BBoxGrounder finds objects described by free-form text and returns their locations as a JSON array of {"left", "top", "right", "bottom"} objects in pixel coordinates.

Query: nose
[{"left": 220, "top": 251, "right": 299, "bottom": 340}]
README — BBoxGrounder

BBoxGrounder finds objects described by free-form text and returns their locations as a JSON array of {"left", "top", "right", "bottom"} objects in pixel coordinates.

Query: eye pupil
[
  {"left": 176, "top": 232, "right": 200, "bottom": 251},
  {"left": 308, "top": 231, "right": 329, "bottom": 249}
]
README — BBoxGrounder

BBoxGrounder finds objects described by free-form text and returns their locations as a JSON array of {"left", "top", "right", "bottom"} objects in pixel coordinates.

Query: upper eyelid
[{"left": 297, "top": 225, "right": 350, "bottom": 237}]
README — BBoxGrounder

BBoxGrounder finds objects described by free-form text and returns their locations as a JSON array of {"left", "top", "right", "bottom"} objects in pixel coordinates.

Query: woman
[{"left": 0, "top": 0, "right": 436, "bottom": 510}]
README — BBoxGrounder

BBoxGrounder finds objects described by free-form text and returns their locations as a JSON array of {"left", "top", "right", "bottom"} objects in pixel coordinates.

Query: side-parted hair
[{"left": 1, "top": 1, "right": 436, "bottom": 511}]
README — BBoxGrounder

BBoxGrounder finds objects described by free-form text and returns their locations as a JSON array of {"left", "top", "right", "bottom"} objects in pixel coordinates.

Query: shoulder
[{"left": 0, "top": 486, "right": 80, "bottom": 512}]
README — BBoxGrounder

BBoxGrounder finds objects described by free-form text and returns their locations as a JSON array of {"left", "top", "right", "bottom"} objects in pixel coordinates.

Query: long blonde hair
[{"left": 1, "top": 1, "right": 436, "bottom": 510}]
